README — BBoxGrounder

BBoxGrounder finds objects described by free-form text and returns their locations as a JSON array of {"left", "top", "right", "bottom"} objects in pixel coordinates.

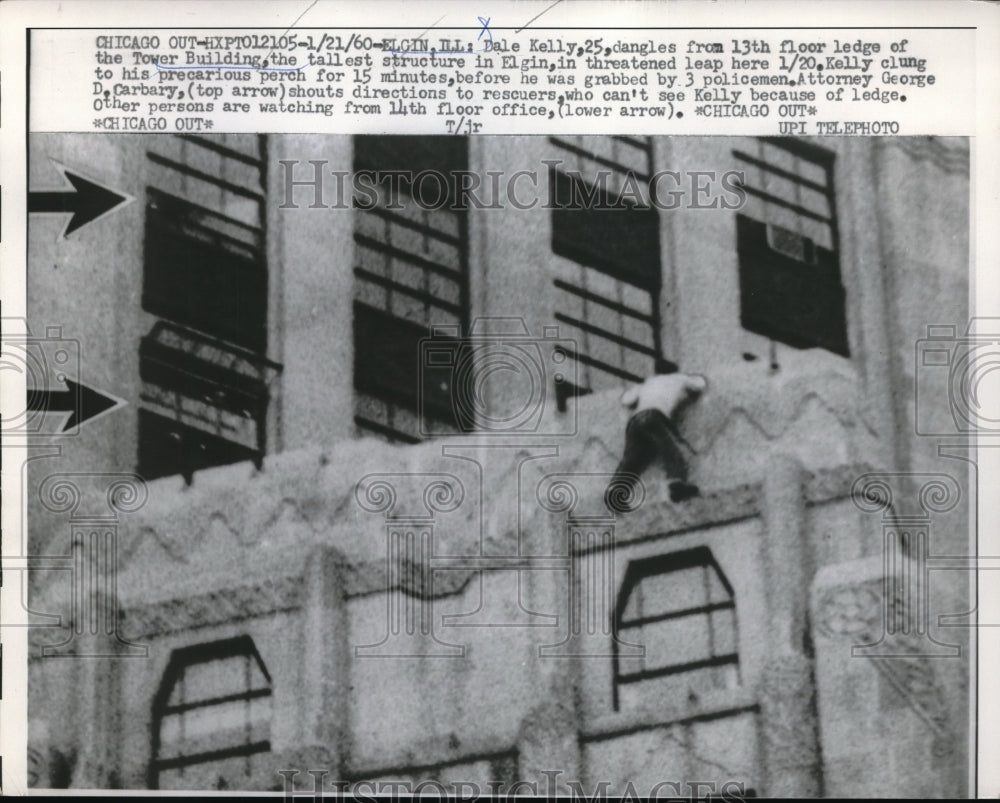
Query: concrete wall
[
  {"left": 25, "top": 134, "right": 972, "bottom": 795},
  {"left": 26, "top": 134, "right": 908, "bottom": 492}
]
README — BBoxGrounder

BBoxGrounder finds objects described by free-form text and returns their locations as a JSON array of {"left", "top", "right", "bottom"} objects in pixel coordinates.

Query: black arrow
[
  {"left": 27, "top": 379, "right": 125, "bottom": 431},
  {"left": 28, "top": 168, "right": 131, "bottom": 237}
]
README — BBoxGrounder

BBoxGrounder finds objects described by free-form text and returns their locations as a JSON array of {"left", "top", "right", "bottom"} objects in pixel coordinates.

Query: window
[
  {"left": 352, "top": 136, "right": 469, "bottom": 443},
  {"left": 613, "top": 547, "right": 739, "bottom": 710},
  {"left": 139, "top": 135, "right": 280, "bottom": 482},
  {"left": 150, "top": 636, "right": 273, "bottom": 790},
  {"left": 549, "top": 136, "right": 663, "bottom": 402},
  {"left": 733, "top": 138, "right": 848, "bottom": 356}
]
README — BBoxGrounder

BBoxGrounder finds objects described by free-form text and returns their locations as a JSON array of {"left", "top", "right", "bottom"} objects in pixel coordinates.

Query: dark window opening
[
  {"left": 352, "top": 136, "right": 470, "bottom": 443},
  {"left": 144, "top": 187, "right": 267, "bottom": 352},
  {"left": 549, "top": 136, "right": 664, "bottom": 398},
  {"left": 613, "top": 546, "right": 739, "bottom": 711},
  {"left": 550, "top": 168, "right": 661, "bottom": 291},
  {"left": 733, "top": 137, "right": 848, "bottom": 356},
  {"left": 140, "top": 135, "right": 277, "bottom": 481},
  {"left": 149, "top": 635, "right": 272, "bottom": 790}
]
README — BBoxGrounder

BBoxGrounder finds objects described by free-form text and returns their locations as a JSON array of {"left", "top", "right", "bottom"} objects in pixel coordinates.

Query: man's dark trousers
[{"left": 605, "top": 408, "right": 699, "bottom": 512}]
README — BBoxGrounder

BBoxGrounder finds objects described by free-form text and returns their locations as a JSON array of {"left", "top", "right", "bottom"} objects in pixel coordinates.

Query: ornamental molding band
[
  {"left": 49, "top": 562, "right": 475, "bottom": 648},
  {"left": 102, "top": 386, "right": 873, "bottom": 574},
  {"left": 29, "top": 460, "right": 877, "bottom": 645},
  {"left": 341, "top": 558, "right": 477, "bottom": 601},
  {"left": 621, "top": 461, "right": 874, "bottom": 546},
  {"left": 353, "top": 471, "right": 473, "bottom": 657},
  {"left": 119, "top": 575, "right": 304, "bottom": 639},
  {"left": 689, "top": 369, "right": 880, "bottom": 454},
  {"left": 613, "top": 482, "right": 759, "bottom": 545},
  {"left": 28, "top": 459, "right": 878, "bottom": 653},
  {"left": 30, "top": 472, "right": 149, "bottom": 658},
  {"left": 804, "top": 461, "right": 876, "bottom": 505},
  {"left": 116, "top": 488, "right": 344, "bottom": 571}
]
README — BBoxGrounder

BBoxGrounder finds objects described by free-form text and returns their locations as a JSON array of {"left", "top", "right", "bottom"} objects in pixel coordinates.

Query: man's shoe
[
  {"left": 605, "top": 476, "right": 641, "bottom": 513},
  {"left": 669, "top": 481, "right": 700, "bottom": 503}
]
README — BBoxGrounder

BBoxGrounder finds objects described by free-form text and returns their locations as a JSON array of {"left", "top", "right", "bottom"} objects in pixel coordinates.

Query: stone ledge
[
  {"left": 342, "top": 738, "right": 518, "bottom": 783},
  {"left": 27, "top": 459, "right": 879, "bottom": 636},
  {"left": 582, "top": 688, "right": 759, "bottom": 743}
]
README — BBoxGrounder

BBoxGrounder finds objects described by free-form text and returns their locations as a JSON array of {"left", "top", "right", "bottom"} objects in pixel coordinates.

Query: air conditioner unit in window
[{"left": 766, "top": 223, "right": 815, "bottom": 265}]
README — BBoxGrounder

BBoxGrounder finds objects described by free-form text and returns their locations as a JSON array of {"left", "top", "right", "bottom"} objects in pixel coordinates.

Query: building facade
[{"left": 24, "top": 134, "right": 971, "bottom": 795}]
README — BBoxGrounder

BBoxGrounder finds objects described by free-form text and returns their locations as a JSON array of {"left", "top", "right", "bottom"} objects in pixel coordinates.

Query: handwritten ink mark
[
  {"left": 153, "top": 61, "right": 308, "bottom": 74},
  {"left": 477, "top": 16, "right": 493, "bottom": 42},
  {"left": 514, "top": 0, "right": 564, "bottom": 34},
  {"left": 411, "top": 13, "right": 449, "bottom": 44},
  {"left": 263, "top": 0, "right": 321, "bottom": 72}
]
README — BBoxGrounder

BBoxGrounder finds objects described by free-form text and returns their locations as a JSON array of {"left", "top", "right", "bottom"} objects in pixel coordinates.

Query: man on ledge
[{"left": 605, "top": 359, "right": 708, "bottom": 513}]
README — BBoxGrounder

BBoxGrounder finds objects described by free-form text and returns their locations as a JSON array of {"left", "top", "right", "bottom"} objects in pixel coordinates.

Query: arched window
[
  {"left": 613, "top": 547, "right": 739, "bottom": 710},
  {"left": 150, "top": 635, "right": 273, "bottom": 790}
]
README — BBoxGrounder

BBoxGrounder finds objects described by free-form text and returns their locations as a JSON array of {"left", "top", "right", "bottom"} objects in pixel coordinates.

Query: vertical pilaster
[
  {"left": 35, "top": 473, "right": 148, "bottom": 788},
  {"left": 354, "top": 473, "right": 464, "bottom": 657},
  {"left": 516, "top": 676, "right": 581, "bottom": 794},
  {"left": 300, "top": 545, "right": 349, "bottom": 777}
]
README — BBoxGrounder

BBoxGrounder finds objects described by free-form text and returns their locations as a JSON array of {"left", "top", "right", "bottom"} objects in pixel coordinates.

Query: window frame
[
  {"left": 143, "top": 184, "right": 268, "bottom": 353},
  {"left": 351, "top": 135, "right": 471, "bottom": 443},
  {"left": 148, "top": 635, "right": 273, "bottom": 790},
  {"left": 612, "top": 546, "right": 739, "bottom": 711},
  {"left": 548, "top": 136, "right": 666, "bottom": 397},
  {"left": 139, "top": 135, "right": 277, "bottom": 482},
  {"left": 732, "top": 137, "right": 849, "bottom": 357}
]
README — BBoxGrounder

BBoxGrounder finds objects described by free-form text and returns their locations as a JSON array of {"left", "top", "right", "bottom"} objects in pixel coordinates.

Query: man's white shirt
[{"left": 621, "top": 373, "right": 708, "bottom": 419}]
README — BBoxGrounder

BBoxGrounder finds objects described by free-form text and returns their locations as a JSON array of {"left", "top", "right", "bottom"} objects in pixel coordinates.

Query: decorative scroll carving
[
  {"left": 814, "top": 579, "right": 884, "bottom": 641},
  {"left": 815, "top": 579, "right": 954, "bottom": 757}
]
